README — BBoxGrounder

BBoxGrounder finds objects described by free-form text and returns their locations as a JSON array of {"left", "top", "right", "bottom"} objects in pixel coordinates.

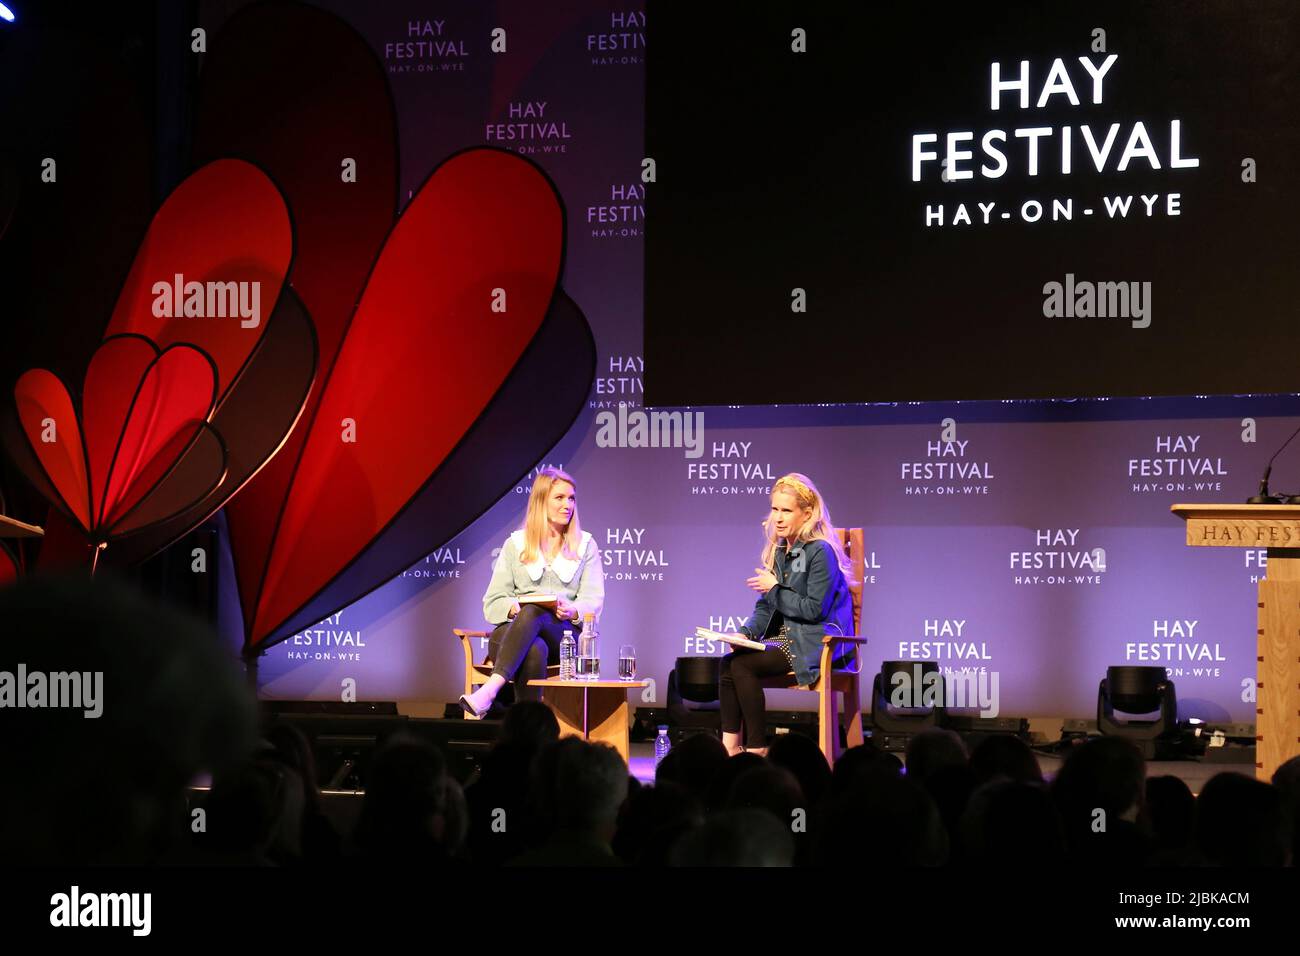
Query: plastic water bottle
[
  {"left": 654, "top": 726, "right": 671, "bottom": 766},
  {"left": 560, "top": 629, "right": 576, "bottom": 680}
]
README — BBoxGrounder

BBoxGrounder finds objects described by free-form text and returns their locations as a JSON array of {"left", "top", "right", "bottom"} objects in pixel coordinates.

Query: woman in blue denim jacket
[{"left": 720, "top": 473, "right": 855, "bottom": 755}]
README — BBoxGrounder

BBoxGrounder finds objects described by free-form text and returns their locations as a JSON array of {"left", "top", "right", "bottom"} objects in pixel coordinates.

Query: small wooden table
[{"left": 527, "top": 678, "right": 649, "bottom": 763}]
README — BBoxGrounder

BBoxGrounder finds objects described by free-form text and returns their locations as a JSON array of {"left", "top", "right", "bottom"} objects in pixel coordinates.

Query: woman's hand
[
  {"left": 507, "top": 601, "right": 521, "bottom": 619},
  {"left": 747, "top": 567, "right": 778, "bottom": 593},
  {"left": 554, "top": 595, "right": 579, "bottom": 622}
]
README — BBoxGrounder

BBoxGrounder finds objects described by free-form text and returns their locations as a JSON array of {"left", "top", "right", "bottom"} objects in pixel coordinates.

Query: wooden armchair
[
  {"left": 757, "top": 528, "right": 867, "bottom": 765},
  {"left": 452, "top": 626, "right": 559, "bottom": 719}
]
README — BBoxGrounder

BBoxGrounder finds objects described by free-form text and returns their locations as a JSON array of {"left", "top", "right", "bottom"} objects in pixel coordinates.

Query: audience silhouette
[{"left": 2, "top": 574, "right": 1295, "bottom": 869}]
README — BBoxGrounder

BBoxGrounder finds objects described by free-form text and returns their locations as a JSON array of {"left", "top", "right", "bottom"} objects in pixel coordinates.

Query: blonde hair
[
  {"left": 761, "top": 472, "right": 853, "bottom": 579},
  {"left": 520, "top": 467, "right": 582, "bottom": 564}
]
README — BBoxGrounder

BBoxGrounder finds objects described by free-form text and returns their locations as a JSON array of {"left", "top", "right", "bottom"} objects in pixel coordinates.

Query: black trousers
[
  {"left": 487, "top": 604, "right": 570, "bottom": 703},
  {"left": 719, "top": 648, "right": 795, "bottom": 748}
]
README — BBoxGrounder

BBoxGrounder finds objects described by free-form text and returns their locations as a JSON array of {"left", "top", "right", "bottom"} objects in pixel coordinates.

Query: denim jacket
[{"left": 739, "top": 538, "right": 854, "bottom": 687}]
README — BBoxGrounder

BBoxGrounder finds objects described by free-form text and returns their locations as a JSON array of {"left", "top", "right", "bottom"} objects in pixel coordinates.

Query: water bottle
[
  {"left": 654, "top": 726, "right": 671, "bottom": 766},
  {"left": 578, "top": 612, "right": 600, "bottom": 680},
  {"left": 559, "top": 629, "right": 576, "bottom": 680}
]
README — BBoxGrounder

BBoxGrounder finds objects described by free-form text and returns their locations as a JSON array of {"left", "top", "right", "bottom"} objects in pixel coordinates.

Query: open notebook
[{"left": 695, "top": 627, "right": 766, "bottom": 651}]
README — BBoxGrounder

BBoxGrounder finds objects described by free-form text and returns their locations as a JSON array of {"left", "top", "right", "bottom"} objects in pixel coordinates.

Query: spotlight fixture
[
  {"left": 1097, "top": 665, "right": 1178, "bottom": 758},
  {"left": 871, "top": 660, "right": 944, "bottom": 748}
]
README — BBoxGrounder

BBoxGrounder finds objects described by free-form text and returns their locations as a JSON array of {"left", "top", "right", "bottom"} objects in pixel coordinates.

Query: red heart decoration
[
  {"left": 188, "top": 4, "right": 399, "bottom": 632},
  {"left": 241, "top": 147, "right": 563, "bottom": 645},
  {"left": 11, "top": 337, "right": 223, "bottom": 542},
  {"left": 85, "top": 158, "right": 310, "bottom": 567},
  {"left": 103, "top": 159, "right": 292, "bottom": 400}
]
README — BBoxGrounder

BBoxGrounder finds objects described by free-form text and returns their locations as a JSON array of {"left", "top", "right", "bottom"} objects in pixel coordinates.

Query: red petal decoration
[
  {"left": 248, "top": 148, "right": 563, "bottom": 644},
  {"left": 102, "top": 159, "right": 292, "bottom": 400},
  {"left": 13, "top": 369, "right": 91, "bottom": 532},
  {"left": 81, "top": 335, "right": 158, "bottom": 527},
  {"left": 97, "top": 345, "right": 216, "bottom": 529}
]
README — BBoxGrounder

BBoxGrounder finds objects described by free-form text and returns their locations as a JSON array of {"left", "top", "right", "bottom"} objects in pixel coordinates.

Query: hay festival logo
[{"left": 911, "top": 44, "right": 1200, "bottom": 228}]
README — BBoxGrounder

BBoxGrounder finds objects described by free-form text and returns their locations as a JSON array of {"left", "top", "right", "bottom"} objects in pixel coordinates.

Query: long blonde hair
[
  {"left": 761, "top": 472, "right": 853, "bottom": 579},
  {"left": 520, "top": 467, "right": 582, "bottom": 564}
]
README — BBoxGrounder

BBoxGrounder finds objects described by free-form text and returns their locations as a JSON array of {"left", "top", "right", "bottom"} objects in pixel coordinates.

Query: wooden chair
[
  {"left": 452, "top": 626, "right": 559, "bottom": 719},
  {"left": 756, "top": 528, "right": 867, "bottom": 766}
]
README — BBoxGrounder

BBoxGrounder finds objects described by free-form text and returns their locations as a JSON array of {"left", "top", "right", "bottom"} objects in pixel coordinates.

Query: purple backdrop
[{"left": 232, "top": 0, "right": 1295, "bottom": 724}]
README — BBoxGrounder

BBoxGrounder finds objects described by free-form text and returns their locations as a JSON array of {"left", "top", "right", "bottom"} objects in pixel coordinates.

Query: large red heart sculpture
[
  {"left": 235, "top": 147, "right": 564, "bottom": 647},
  {"left": 4, "top": 3, "right": 593, "bottom": 652},
  {"left": 2, "top": 158, "right": 305, "bottom": 568},
  {"left": 187, "top": 5, "right": 594, "bottom": 651}
]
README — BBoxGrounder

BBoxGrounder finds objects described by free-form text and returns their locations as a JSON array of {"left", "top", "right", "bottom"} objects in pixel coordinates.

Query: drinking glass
[{"left": 618, "top": 644, "right": 637, "bottom": 681}]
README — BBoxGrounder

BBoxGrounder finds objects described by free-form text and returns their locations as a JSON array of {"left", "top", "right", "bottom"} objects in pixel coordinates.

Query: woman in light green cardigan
[{"left": 460, "top": 467, "right": 605, "bottom": 716}]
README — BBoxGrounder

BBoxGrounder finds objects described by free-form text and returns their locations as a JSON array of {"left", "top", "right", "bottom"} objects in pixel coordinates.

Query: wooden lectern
[{"left": 1172, "top": 504, "right": 1300, "bottom": 781}]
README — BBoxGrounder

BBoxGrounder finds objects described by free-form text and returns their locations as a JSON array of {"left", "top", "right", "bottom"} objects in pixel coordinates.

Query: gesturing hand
[
  {"left": 554, "top": 595, "right": 578, "bottom": 621},
  {"left": 747, "top": 567, "right": 778, "bottom": 593}
]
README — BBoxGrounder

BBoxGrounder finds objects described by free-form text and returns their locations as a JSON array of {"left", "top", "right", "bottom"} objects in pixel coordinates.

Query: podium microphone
[{"left": 1247, "top": 420, "right": 1300, "bottom": 504}]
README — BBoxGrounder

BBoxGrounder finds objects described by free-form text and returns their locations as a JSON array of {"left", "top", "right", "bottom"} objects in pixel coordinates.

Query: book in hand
[
  {"left": 695, "top": 627, "right": 766, "bottom": 651},
  {"left": 518, "top": 594, "right": 559, "bottom": 610}
]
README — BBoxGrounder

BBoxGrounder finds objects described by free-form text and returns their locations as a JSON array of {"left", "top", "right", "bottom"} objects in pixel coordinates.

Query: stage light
[
  {"left": 665, "top": 656, "right": 722, "bottom": 741},
  {"left": 1097, "top": 665, "right": 1179, "bottom": 758},
  {"left": 674, "top": 655, "right": 720, "bottom": 704},
  {"left": 0, "top": 4, "right": 14, "bottom": 23},
  {"left": 871, "top": 660, "right": 945, "bottom": 749}
]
